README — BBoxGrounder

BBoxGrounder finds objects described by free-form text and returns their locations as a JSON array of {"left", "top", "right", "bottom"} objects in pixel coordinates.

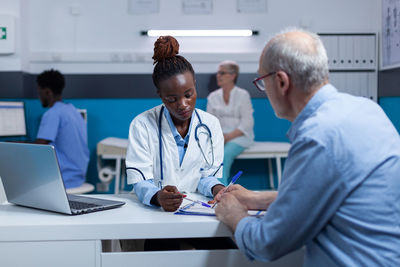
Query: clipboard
[
  {"left": 175, "top": 201, "right": 216, "bottom": 216},
  {"left": 174, "top": 198, "right": 265, "bottom": 217}
]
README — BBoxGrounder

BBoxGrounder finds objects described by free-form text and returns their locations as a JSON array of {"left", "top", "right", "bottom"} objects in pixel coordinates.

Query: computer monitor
[{"left": 0, "top": 101, "right": 27, "bottom": 137}]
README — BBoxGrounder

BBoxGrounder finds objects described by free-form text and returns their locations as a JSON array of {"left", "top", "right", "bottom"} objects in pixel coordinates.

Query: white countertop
[{"left": 0, "top": 194, "right": 232, "bottom": 242}]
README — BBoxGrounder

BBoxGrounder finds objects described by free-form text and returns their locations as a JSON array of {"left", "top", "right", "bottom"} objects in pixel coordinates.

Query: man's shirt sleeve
[
  {"left": 234, "top": 138, "right": 349, "bottom": 262},
  {"left": 37, "top": 110, "right": 60, "bottom": 142}
]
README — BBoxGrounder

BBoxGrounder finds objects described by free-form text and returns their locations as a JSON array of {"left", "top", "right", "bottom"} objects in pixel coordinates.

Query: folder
[{"left": 174, "top": 198, "right": 265, "bottom": 217}]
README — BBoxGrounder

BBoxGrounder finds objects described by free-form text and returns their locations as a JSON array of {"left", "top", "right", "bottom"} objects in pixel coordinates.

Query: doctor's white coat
[{"left": 126, "top": 105, "right": 224, "bottom": 193}]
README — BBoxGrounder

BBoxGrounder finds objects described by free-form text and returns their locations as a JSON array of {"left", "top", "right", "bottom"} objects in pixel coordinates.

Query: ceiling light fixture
[{"left": 141, "top": 30, "right": 258, "bottom": 37}]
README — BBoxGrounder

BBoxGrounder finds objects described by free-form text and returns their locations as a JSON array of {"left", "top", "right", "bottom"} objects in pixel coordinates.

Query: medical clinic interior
[{"left": 0, "top": 0, "right": 399, "bottom": 266}]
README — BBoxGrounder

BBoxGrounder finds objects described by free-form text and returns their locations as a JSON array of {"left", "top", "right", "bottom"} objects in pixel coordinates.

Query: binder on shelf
[
  {"left": 338, "top": 35, "right": 353, "bottom": 69},
  {"left": 353, "top": 36, "right": 362, "bottom": 69},
  {"left": 366, "top": 35, "right": 376, "bottom": 69},
  {"left": 368, "top": 72, "right": 377, "bottom": 101},
  {"left": 321, "top": 35, "right": 339, "bottom": 70},
  {"left": 359, "top": 73, "right": 369, "bottom": 98}
]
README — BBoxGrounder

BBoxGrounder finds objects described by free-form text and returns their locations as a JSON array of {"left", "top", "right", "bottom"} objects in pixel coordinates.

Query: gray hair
[
  {"left": 219, "top": 60, "right": 239, "bottom": 83},
  {"left": 262, "top": 27, "right": 329, "bottom": 92}
]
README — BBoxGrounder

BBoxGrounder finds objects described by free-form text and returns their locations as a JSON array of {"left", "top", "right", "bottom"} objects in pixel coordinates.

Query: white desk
[
  {"left": 0, "top": 194, "right": 303, "bottom": 267},
  {"left": 236, "top": 142, "right": 291, "bottom": 189}
]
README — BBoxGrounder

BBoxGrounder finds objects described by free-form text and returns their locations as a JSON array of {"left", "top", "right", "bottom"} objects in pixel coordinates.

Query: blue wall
[
  {"left": 6, "top": 96, "right": 399, "bottom": 193},
  {"left": 379, "top": 97, "right": 400, "bottom": 133},
  {"left": 2, "top": 97, "right": 290, "bottom": 192}
]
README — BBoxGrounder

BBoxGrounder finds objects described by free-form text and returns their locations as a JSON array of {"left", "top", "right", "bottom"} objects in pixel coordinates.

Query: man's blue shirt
[
  {"left": 37, "top": 101, "right": 89, "bottom": 188},
  {"left": 235, "top": 84, "right": 400, "bottom": 266}
]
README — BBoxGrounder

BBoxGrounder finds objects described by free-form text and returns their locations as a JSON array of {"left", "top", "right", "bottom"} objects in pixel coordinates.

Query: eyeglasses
[
  {"left": 217, "top": 71, "right": 233, "bottom": 76},
  {"left": 252, "top": 72, "right": 276, "bottom": 92}
]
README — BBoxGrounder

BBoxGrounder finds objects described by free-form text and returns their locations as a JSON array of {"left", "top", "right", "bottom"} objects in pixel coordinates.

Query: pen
[
  {"left": 212, "top": 170, "right": 243, "bottom": 208},
  {"left": 184, "top": 196, "right": 212, "bottom": 208}
]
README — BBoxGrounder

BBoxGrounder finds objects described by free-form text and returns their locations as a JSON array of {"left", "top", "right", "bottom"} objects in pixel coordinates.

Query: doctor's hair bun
[
  {"left": 152, "top": 36, "right": 180, "bottom": 64},
  {"left": 151, "top": 35, "right": 195, "bottom": 90}
]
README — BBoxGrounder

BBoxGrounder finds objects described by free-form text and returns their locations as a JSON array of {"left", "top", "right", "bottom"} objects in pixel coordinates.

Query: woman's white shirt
[
  {"left": 125, "top": 105, "right": 224, "bottom": 201},
  {"left": 207, "top": 86, "right": 254, "bottom": 148}
]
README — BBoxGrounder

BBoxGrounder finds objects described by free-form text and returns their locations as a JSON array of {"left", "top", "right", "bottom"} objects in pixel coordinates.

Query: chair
[
  {"left": 65, "top": 108, "right": 94, "bottom": 195},
  {"left": 66, "top": 182, "right": 95, "bottom": 194}
]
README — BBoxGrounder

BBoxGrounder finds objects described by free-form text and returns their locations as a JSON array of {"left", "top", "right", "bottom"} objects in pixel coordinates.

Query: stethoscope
[{"left": 158, "top": 105, "right": 214, "bottom": 189}]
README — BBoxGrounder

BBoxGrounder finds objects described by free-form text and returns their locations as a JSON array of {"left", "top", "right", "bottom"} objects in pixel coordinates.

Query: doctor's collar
[{"left": 163, "top": 106, "right": 194, "bottom": 141}]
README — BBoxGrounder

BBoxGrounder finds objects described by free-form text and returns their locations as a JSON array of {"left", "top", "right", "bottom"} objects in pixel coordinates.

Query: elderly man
[{"left": 215, "top": 28, "right": 400, "bottom": 266}]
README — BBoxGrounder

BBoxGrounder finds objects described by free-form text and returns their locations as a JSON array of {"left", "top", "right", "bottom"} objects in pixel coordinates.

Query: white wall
[
  {"left": 0, "top": 0, "right": 380, "bottom": 74},
  {"left": 0, "top": 0, "right": 22, "bottom": 71}
]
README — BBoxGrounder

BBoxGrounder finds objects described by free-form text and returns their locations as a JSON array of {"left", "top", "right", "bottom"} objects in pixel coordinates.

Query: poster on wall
[
  {"left": 182, "top": 0, "right": 213, "bottom": 15},
  {"left": 381, "top": 0, "right": 400, "bottom": 70},
  {"left": 128, "top": 0, "right": 159, "bottom": 15},
  {"left": 237, "top": 0, "right": 268, "bottom": 14}
]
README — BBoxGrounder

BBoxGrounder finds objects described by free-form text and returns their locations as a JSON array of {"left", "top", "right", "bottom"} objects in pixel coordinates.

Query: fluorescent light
[{"left": 143, "top": 30, "right": 257, "bottom": 37}]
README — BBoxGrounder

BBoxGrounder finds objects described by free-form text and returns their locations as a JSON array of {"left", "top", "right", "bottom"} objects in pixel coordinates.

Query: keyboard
[{"left": 69, "top": 200, "right": 101, "bottom": 210}]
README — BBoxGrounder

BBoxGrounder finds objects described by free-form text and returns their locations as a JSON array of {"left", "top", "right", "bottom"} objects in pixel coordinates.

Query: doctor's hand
[
  {"left": 156, "top": 185, "right": 183, "bottom": 212},
  {"left": 208, "top": 184, "right": 225, "bottom": 205},
  {"left": 212, "top": 184, "right": 225, "bottom": 198},
  {"left": 215, "top": 193, "right": 248, "bottom": 232}
]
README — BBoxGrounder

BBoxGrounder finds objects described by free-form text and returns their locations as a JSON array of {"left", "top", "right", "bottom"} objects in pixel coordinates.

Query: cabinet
[
  {"left": 0, "top": 241, "right": 97, "bottom": 267},
  {"left": 319, "top": 33, "right": 378, "bottom": 101}
]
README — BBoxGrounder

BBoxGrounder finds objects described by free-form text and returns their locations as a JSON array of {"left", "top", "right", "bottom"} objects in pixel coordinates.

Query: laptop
[{"left": 0, "top": 142, "right": 125, "bottom": 215}]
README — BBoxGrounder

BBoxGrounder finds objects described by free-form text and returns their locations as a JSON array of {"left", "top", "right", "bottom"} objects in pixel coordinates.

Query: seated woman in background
[
  {"left": 207, "top": 61, "right": 254, "bottom": 185},
  {"left": 125, "top": 36, "right": 225, "bottom": 212}
]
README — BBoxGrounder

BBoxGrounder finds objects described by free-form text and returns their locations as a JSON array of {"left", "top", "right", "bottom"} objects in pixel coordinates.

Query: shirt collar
[
  {"left": 51, "top": 101, "right": 62, "bottom": 108},
  {"left": 286, "top": 84, "right": 337, "bottom": 142},
  {"left": 163, "top": 106, "right": 193, "bottom": 145}
]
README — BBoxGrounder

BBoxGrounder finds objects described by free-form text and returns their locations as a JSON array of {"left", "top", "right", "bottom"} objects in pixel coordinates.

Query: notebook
[
  {"left": 174, "top": 196, "right": 266, "bottom": 217},
  {"left": 0, "top": 142, "right": 125, "bottom": 215}
]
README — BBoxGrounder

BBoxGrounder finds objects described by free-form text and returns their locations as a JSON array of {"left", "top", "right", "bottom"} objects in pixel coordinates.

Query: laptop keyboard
[{"left": 69, "top": 200, "right": 101, "bottom": 210}]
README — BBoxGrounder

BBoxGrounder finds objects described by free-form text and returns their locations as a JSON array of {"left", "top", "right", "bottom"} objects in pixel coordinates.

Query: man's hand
[
  {"left": 209, "top": 183, "right": 250, "bottom": 205},
  {"left": 212, "top": 184, "right": 251, "bottom": 205},
  {"left": 223, "top": 184, "right": 256, "bottom": 209},
  {"left": 213, "top": 184, "right": 277, "bottom": 210},
  {"left": 215, "top": 193, "right": 248, "bottom": 232},
  {"left": 155, "top": 185, "right": 183, "bottom": 212}
]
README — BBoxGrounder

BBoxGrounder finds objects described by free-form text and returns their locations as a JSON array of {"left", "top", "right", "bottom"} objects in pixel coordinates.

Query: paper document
[{"left": 175, "top": 198, "right": 265, "bottom": 217}]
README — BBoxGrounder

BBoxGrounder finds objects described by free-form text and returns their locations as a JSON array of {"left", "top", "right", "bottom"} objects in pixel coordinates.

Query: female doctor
[{"left": 125, "top": 36, "right": 225, "bottom": 212}]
